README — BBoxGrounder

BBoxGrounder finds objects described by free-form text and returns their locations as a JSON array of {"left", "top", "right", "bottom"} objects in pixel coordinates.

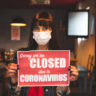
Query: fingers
[
  {"left": 8, "top": 63, "right": 17, "bottom": 70},
  {"left": 7, "top": 63, "right": 18, "bottom": 78},
  {"left": 70, "top": 75, "right": 78, "bottom": 81},
  {"left": 70, "top": 66, "right": 78, "bottom": 75},
  {"left": 70, "top": 65, "right": 79, "bottom": 81}
]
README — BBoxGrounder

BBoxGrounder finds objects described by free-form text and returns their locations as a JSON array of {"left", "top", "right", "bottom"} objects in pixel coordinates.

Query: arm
[
  {"left": 7, "top": 63, "right": 20, "bottom": 95},
  {"left": 7, "top": 52, "right": 18, "bottom": 85},
  {"left": 7, "top": 52, "right": 21, "bottom": 95}
]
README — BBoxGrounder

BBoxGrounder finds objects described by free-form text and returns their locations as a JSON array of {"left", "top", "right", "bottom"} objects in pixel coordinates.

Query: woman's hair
[{"left": 28, "top": 11, "right": 59, "bottom": 50}]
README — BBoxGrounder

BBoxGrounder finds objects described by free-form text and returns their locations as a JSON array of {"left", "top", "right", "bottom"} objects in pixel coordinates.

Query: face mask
[{"left": 33, "top": 31, "right": 52, "bottom": 45}]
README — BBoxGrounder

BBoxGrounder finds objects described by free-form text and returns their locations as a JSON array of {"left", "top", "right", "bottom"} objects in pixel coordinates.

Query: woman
[{"left": 7, "top": 11, "right": 78, "bottom": 96}]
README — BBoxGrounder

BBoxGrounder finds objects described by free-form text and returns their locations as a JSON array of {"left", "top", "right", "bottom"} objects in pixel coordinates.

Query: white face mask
[{"left": 33, "top": 31, "right": 52, "bottom": 45}]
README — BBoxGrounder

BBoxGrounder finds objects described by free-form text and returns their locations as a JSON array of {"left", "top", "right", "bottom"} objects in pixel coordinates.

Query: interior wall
[
  {"left": 75, "top": 0, "right": 95, "bottom": 67},
  {"left": 0, "top": 8, "right": 75, "bottom": 51}
]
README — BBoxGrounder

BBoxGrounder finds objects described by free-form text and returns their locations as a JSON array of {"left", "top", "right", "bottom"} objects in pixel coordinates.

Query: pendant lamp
[{"left": 10, "top": 17, "right": 27, "bottom": 27}]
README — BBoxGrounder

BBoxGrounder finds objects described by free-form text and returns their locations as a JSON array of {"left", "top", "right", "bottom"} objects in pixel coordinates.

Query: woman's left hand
[{"left": 70, "top": 66, "right": 79, "bottom": 81}]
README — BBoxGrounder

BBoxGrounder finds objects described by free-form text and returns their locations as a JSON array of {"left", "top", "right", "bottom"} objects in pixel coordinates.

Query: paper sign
[
  {"left": 17, "top": 50, "right": 70, "bottom": 86},
  {"left": 11, "top": 26, "right": 20, "bottom": 40}
]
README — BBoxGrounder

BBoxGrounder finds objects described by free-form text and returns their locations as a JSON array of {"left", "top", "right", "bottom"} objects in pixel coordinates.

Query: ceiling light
[
  {"left": 10, "top": 17, "right": 27, "bottom": 27},
  {"left": 31, "top": 0, "right": 50, "bottom": 5}
]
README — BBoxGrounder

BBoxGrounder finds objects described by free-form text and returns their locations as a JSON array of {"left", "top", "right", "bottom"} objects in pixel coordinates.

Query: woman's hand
[
  {"left": 7, "top": 63, "right": 18, "bottom": 83},
  {"left": 70, "top": 65, "right": 79, "bottom": 81}
]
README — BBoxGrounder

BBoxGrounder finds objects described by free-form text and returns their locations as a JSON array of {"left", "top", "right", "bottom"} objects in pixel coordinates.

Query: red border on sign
[{"left": 17, "top": 50, "right": 70, "bottom": 87}]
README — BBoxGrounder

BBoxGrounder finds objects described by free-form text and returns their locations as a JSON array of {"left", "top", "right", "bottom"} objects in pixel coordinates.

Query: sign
[
  {"left": 11, "top": 26, "right": 20, "bottom": 40},
  {"left": 17, "top": 50, "right": 70, "bottom": 86}
]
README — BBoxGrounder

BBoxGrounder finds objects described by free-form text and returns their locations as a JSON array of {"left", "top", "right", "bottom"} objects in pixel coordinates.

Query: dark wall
[{"left": 0, "top": 8, "right": 75, "bottom": 51}]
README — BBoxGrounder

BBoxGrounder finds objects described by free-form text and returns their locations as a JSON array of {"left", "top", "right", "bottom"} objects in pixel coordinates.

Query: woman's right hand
[{"left": 7, "top": 63, "right": 18, "bottom": 83}]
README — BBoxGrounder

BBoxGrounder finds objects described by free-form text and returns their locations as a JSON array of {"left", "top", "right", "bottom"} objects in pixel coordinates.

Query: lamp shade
[{"left": 10, "top": 17, "right": 27, "bottom": 27}]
